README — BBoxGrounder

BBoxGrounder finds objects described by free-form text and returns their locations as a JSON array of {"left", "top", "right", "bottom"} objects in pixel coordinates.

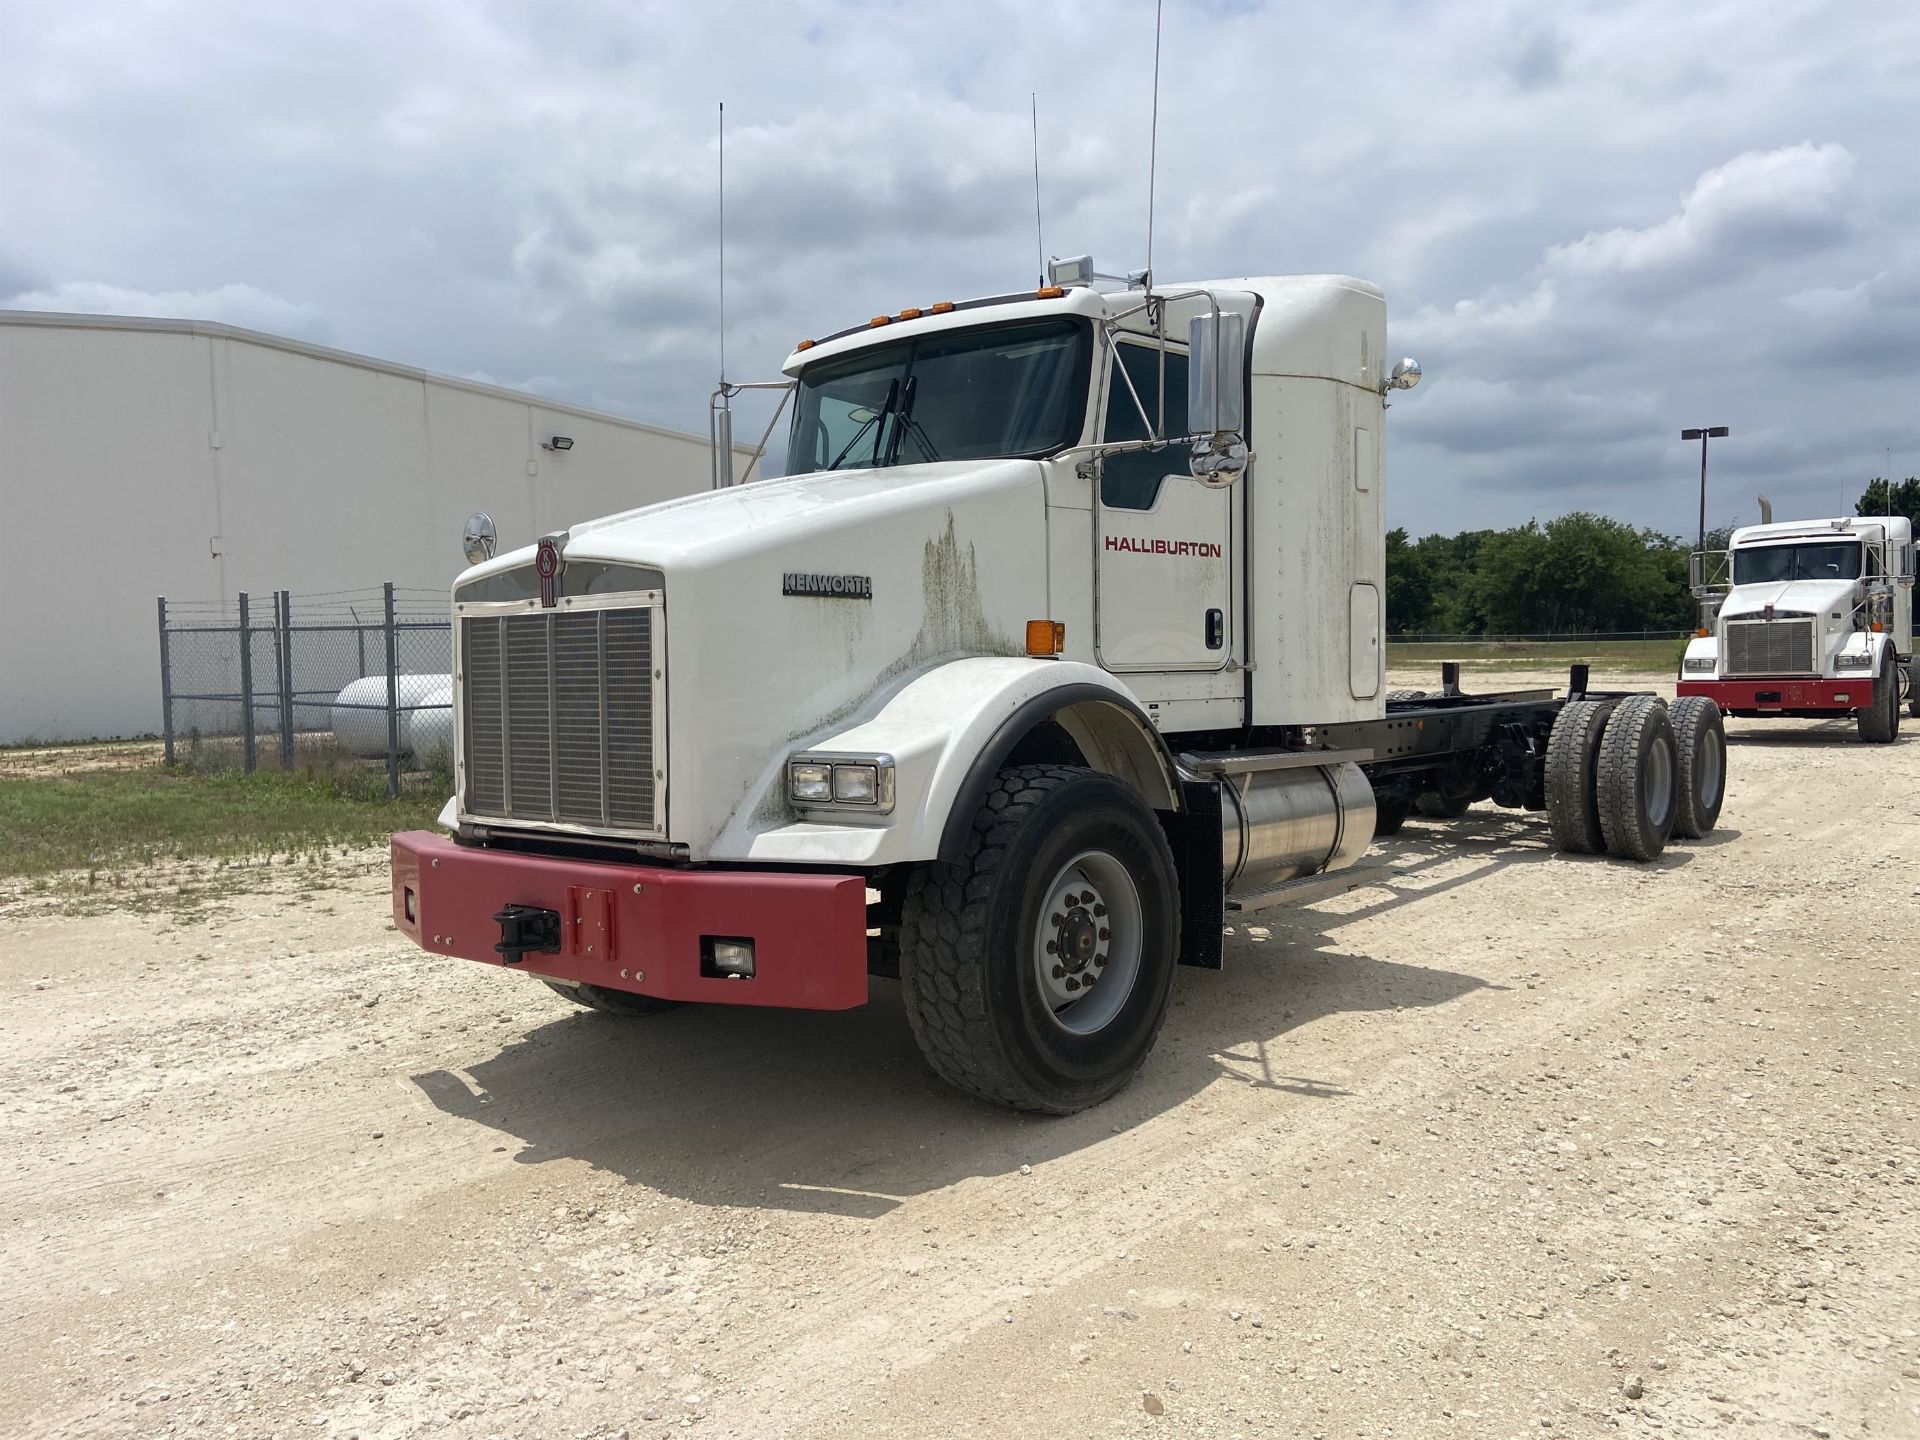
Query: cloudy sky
[{"left": 3, "top": 0, "right": 1916, "bottom": 538}]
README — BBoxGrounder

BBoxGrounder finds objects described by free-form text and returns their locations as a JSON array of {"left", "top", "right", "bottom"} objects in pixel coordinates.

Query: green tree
[{"left": 1856, "top": 477, "right": 1920, "bottom": 527}]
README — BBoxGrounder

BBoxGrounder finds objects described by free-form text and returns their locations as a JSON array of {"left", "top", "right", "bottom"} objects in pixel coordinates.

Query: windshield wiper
[
  {"left": 884, "top": 375, "right": 941, "bottom": 465},
  {"left": 825, "top": 378, "right": 900, "bottom": 471}
]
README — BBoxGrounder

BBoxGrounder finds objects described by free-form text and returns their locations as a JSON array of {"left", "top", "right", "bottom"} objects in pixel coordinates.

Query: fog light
[
  {"left": 832, "top": 763, "right": 880, "bottom": 803},
  {"left": 705, "top": 937, "right": 756, "bottom": 979},
  {"left": 790, "top": 761, "right": 832, "bottom": 802},
  {"left": 403, "top": 886, "right": 416, "bottom": 923}
]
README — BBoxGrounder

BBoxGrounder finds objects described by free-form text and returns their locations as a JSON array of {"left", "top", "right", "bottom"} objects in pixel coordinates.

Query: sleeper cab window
[{"left": 1101, "top": 343, "right": 1189, "bottom": 511}]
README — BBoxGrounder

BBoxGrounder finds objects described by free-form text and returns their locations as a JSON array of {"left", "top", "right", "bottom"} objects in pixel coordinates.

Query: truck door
[{"left": 1094, "top": 341, "right": 1234, "bottom": 672}]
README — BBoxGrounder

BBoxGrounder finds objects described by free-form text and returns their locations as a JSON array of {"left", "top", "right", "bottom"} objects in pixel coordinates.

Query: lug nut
[
  {"left": 1093, "top": 903, "right": 1106, "bottom": 917},
  {"left": 1045, "top": 940, "right": 1057, "bottom": 955},
  {"left": 1050, "top": 913, "right": 1063, "bottom": 927},
  {"left": 1064, "top": 977, "right": 1080, "bottom": 992},
  {"left": 1052, "top": 964, "right": 1065, "bottom": 979},
  {"left": 1079, "top": 891, "right": 1095, "bottom": 905},
  {"left": 1099, "top": 927, "right": 1110, "bottom": 941},
  {"left": 1095, "top": 955, "right": 1108, "bottom": 968}
]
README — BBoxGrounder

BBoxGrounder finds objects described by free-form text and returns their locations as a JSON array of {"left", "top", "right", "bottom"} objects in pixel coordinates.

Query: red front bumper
[
  {"left": 1677, "top": 677, "right": 1864, "bottom": 713},
  {"left": 390, "top": 831, "right": 870, "bottom": 1010}
]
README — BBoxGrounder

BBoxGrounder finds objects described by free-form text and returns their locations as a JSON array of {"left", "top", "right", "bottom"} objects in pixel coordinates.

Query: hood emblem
[{"left": 536, "top": 533, "right": 567, "bottom": 608}]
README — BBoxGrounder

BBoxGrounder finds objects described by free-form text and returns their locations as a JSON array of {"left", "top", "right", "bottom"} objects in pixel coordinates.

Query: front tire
[
  {"left": 542, "top": 979, "right": 680, "bottom": 1016},
  {"left": 899, "top": 765, "right": 1179, "bottom": 1114},
  {"left": 1860, "top": 655, "right": 1900, "bottom": 743}
]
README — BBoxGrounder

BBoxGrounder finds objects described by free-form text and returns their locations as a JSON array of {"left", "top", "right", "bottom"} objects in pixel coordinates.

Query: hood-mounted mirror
[{"left": 463, "top": 512, "right": 498, "bottom": 566}]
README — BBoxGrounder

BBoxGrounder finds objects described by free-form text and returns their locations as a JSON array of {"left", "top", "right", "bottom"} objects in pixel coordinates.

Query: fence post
[
  {"left": 238, "top": 591, "right": 256, "bottom": 774},
  {"left": 277, "top": 589, "right": 295, "bottom": 767},
  {"left": 157, "top": 597, "right": 176, "bottom": 766},
  {"left": 384, "top": 581, "right": 400, "bottom": 799}
]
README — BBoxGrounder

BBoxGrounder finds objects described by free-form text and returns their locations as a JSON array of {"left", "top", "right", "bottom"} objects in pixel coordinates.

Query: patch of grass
[
  {"left": 0, "top": 759, "right": 444, "bottom": 881},
  {"left": 1387, "top": 638, "right": 1687, "bottom": 673}
]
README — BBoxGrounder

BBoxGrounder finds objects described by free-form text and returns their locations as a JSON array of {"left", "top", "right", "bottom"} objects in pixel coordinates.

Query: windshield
[
  {"left": 1731, "top": 541, "right": 1862, "bottom": 584},
  {"left": 788, "top": 319, "right": 1090, "bottom": 474}
]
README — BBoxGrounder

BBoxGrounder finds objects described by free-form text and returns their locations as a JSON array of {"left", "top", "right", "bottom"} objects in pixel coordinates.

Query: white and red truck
[
  {"left": 391, "top": 263, "right": 1731, "bottom": 1112},
  {"left": 1680, "top": 515, "right": 1916, "bottom": 742}
]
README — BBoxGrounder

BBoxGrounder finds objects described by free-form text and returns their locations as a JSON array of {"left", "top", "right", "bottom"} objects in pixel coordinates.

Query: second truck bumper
[
  {"left": 390, "top": 831, "right": 870, "bottom": 1010},
  {"left": 1677, "top": 677, "right": 1866, "bottom": 714}
]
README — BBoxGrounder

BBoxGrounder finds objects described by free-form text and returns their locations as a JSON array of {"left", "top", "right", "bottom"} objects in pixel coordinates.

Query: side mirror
[
  {"left": 1386, "top": 357, "right": 1421, "bottom": 391},
  {"left": 1188, "top": 310, "right": 1248, "bottom": 487},
  {"left": 1688, "top": 552, "right": 1705, "bottom": 591},
  {"left": 463, "top": 512, "right": 497, "bottom": 566},
  {"left": 1188, "top": 311, "right": 1246, "bottom": 436}
]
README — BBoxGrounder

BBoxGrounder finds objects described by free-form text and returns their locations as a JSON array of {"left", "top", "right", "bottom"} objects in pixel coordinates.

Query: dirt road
[{"left": 4, "top": 673, "right": 1917, "bottom": 1439}]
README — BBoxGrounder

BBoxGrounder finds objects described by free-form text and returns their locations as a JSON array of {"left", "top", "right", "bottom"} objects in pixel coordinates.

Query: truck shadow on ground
[
  {"left": 1726, "top": 720, "right": 1913, "bottom": 747},
  {"left": 409, "top": 808, "right": 1703, "bottom": 1219}
]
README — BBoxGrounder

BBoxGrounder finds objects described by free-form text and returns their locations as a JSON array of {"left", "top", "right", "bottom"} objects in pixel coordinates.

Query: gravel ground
[{"left": 2, "top": 670, "right": 1916, "bottom": 1439}]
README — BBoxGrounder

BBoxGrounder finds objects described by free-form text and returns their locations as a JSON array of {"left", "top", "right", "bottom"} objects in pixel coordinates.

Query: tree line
[{"left": 1385, "top": 478, "right": 1917, "bottom": 637}]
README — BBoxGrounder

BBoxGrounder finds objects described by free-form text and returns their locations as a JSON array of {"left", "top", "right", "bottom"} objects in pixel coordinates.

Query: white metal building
[{"left": 0, "top": 310, "right": 747, "bottom": 743}]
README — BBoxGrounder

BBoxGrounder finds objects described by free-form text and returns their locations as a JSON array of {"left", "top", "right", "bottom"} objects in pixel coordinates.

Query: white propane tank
[
  {"left": 403, "top": 681, "right": 455, "bottom": 771},
  {"left": 330, "top": 674, "right": 452, "bottom": 757}
]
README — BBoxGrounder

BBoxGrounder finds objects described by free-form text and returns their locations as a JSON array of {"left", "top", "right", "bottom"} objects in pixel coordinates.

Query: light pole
[{"left": 1682, "top": 425, "right": 1730, "bottom": 554}]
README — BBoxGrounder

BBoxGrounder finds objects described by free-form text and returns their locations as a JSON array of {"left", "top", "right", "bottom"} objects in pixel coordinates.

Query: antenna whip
[
  {"left": 1145, "top": 0, "right": 1163, "bottom": 285},
  {"left": 1031, "top": 93, "right": 1044, "bottom": 287}
]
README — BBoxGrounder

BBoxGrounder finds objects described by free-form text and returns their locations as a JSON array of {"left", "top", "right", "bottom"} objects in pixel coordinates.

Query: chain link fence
[{"left": 157, "top": 584, "right": 450, "bottom": 796}]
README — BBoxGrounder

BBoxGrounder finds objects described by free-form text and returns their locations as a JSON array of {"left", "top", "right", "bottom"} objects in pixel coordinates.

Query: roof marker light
[
  {"left": 1036, "top": 285, "right": 1065, "bottom": 299},
  {"left": 930, "top": 301, "right": 956, "bottom": 314},
  {"left": 897, "top": 307, "right": 923, "bottom": 320},
  {"left": 795, "top": 338, "right": 816, "bottom": 351},
  {"left": 869, "top": 315, "right": 891, "bottom": 327}
]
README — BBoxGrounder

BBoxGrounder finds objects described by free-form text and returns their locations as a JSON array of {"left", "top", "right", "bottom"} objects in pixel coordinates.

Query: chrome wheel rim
[
  {"left": 1031, "top": 849, "right": 1142, "bottom": 1035},
  {"left": 1645, "top": 734, "right": 1675, "bottom": 828}
]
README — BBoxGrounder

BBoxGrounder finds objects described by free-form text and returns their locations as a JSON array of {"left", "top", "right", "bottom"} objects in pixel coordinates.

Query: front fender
[{"left": 707, "top": 658, "right": 1176, "bottom": 866}]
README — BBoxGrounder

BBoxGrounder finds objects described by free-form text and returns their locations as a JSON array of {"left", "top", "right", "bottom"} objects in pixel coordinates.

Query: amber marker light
[
  {"left": 1026, "top": 620, "right": 1066, "bottom": 657},
  {"left": 897, "top": 307, "right": 923, "bottom": 320},
  {"left": 1036, "top": 285, "right": 1065, "bottom": 299},
  {"left": 929, "top": 301, "right": 956, "bottom": 314},
  {"left": 869, "top": 315, "right": 891, "bottom": 327},
  {"left": 795, "top": 339, "right": 816, "bottom": 351}
]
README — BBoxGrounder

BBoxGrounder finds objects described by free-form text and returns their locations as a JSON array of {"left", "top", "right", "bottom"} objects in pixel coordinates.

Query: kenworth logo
[
  {"left": 1104, "top": 536, "right": 1224, "bottom": 558},
  {"left": 782, "top": 572, "right": 873, "bottom": 599}
]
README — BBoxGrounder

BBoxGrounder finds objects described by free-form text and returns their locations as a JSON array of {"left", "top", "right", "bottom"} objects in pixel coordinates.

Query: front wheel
[
  {"left": 898, "top": 765, "right": 1179, "bottom": 1114},
  {"left": 1860, "top": 656, "right": 1900, "bottom": 743}
]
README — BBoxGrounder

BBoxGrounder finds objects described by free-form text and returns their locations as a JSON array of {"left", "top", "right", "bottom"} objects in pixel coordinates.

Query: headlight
[
  {"left": 789, "top": 754, "right": 895, "bottom": 812},
  {"left": 1834, "top": 651, "right": 1873, "bottom": 670},
  {"left": 832, "top": 764, "right": 880, "bottom": 803},
  {"left": 1683, "top": 656, "right": 1716, "bottom": 673},
  {"left": 789, "top": 761, "right": 833, "bottom": 802}
]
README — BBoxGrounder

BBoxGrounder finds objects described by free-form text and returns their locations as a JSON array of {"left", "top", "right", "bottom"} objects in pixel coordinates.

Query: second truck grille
[
  {"left": 461, "top": 608, "right": 658, "bottom": 832},
  {"left": 1722, "top": 618, "right": 1816, "bottom": 676}
]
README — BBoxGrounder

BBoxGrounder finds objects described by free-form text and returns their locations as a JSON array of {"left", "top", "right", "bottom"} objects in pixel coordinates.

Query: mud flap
[{"left": 1165, "top": 777, "right": 1224, "bottom": 969}]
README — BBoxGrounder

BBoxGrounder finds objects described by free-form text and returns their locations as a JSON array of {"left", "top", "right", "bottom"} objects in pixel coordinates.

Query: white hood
[{"left": 1718, "top": 577, "right": 1856, "bottom": 622}]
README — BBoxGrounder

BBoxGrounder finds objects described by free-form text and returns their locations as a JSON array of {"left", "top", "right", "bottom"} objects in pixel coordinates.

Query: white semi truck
[
  {"left": 1680, "top": 515, "right": 1916, "bottom": 742},
  {"left": 391, "top": 265, "right": 1731, "bottom": 1112}
]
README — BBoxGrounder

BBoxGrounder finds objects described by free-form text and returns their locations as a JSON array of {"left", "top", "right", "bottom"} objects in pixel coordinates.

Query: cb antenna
[
  {"left": 1031, "top": 93, "right": 1044, "bottom": 287},
  {"left": 710, "top": 100, "right": 735, "bottom": 488},
  {"left": 1144, "top": 0, "right": 1163, "bottom": 288}
]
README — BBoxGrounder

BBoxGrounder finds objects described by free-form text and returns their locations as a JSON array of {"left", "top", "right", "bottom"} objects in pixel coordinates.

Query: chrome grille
[
  {"left": 1723, "top": 618, "right": 1815, "bottom": 676},
  {"left": 460, "top": 608, "right": 658, "bottom": 832}
]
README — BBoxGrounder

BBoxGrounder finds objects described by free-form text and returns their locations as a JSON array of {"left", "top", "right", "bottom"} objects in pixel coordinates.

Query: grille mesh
[
  {"left": 460, "top": 609, "right": 657, "bottom": 831},
  {"left": 1723, "top": 618, "right": 1815, "bottom": 676}
]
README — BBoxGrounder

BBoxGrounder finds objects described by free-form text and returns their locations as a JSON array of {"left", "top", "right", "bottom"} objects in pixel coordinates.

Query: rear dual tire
[
  {"left": 1546, "top": 696, "right": 1692, "bottom": 861},
  {"left": 1668, "top": 695, "right": 1726, "bottom": 839}
]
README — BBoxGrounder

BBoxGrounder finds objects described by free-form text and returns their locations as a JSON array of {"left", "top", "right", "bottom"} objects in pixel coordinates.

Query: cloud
[
  {"left": 1546, "top": 143, "right": 1856, "bottom": 292},
  {"left": 0, "top": 0, "right": 1914, "bottom": 539},
  {"left": 1, "top": 280, "right": 325, "bottom": 337}
]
